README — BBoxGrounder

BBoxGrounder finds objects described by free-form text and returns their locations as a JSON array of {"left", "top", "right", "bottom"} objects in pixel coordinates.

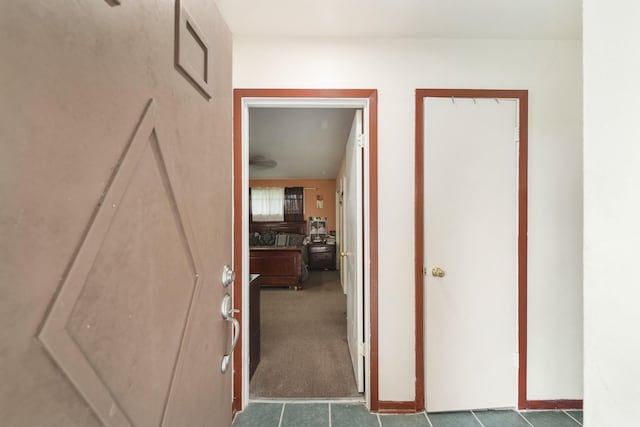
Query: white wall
[
  {"left": 234, "top": 37, "right": 583, "bottom": 402},
  {"left": 584, "top": 1, "right": 640, "bottom": 425}
]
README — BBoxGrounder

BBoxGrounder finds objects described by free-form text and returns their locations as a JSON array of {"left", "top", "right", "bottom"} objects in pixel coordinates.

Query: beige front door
[{"left": 1, "top": 1, "right": 233, "bottom": 426}]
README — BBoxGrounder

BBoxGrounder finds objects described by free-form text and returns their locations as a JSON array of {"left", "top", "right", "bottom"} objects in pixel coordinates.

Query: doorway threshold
[{"left": 249, "top": 396, "right": 365, "bottom": 405}]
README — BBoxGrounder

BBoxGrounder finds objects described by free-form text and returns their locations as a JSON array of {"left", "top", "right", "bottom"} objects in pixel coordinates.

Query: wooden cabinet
[
  {"left": 308, "top": 243, "right": 336, "bottom": 270},
  {"left": 249, "top": 274, "right": 260, "bottom": 380}
]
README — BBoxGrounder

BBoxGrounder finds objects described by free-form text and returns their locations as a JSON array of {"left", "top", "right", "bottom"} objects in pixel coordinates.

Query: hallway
[{"left": 250, "top": 271, "right": 359, "bottom": 398}]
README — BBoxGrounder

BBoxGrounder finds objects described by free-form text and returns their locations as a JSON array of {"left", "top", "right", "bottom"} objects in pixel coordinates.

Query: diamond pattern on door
[{"left": 38, "top": 99, "right": 203, "bottom": 427}]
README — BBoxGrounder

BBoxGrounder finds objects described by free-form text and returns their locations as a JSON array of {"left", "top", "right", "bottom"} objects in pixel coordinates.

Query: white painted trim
[
  {"left": 361, "top": 100, "right": 372, "bottom": 410},
  {"left": 240, "top": 100, "right": 251, "bottom": 408},
  {"left": 239, "top": 96, "right": 371, "bottom": 410},
  {"left": 241, "top": 98, "right": 367, "bottom": 109}
]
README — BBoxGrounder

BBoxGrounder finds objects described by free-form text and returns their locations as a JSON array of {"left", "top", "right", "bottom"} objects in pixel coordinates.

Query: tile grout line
[
  {"left": 328, "top": 403, "right": 332, "bottom": 427},
  {"left": 471, "top": 410, "right": 487, "bottom": 427},
  {"left": 277, "top": 403, "right": 285, "bottom": 427},
  {"left": 517, "top": 411, "right": 534, "bottom": 427},
  {"left": 424, "top": 411, "right": 434, "bottom": 427},
  {"left": 563, "top": 410, "right": 583, "bottom": 426}
]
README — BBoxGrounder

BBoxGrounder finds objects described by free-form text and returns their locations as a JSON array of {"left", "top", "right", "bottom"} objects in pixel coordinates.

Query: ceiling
[
  {"left": 230, "top": 1, "right": 581, "bottom": 180},
  {"left": 249, "top": 108, "right": 356, "bottom": 179},
  {"left": 214, "top": 0, "right": 581, "bottom": 40}
]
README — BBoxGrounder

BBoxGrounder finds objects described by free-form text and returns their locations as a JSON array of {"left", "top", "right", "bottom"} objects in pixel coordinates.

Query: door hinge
[
  {"left": 514, "top": 126, "right": 520, "bottom": 143},
  {"left": 357, "top": 133, "right": 365, "bottom": 149},
  {"left": 358, "top": 342, "right": 366, "bottom": 357}
]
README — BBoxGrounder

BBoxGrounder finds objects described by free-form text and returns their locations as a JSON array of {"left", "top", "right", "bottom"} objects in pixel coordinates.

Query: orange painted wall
[{"left": 249, "top": 179, "right": 337, "bottom": 232}]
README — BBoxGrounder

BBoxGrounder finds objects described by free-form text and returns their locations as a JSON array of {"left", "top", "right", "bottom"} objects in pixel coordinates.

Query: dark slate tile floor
[{"left": 232, "top": 402, "right": 583, "bottom": 427}]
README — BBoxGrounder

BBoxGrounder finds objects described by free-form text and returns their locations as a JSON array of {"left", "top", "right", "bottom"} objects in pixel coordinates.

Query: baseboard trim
[
  {"left": 377, "top": 400, "right": 418, "bottom": 414},
  {"left": 523, "top": 399, "right": 583, "bottom": 410}
]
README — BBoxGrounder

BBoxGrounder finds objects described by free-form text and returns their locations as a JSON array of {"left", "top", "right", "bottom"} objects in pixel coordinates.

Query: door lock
[{"left": 221, "top": 265, "right": 235, "bottom": 288}]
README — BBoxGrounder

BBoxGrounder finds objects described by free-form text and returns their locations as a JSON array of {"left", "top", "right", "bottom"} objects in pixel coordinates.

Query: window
[
  {"left": 250, "top": 187, "right": 285, "bottom": 221},
  {"left": 283, "top": 187, "right": 304, "bottom": 221},
  {"left": 250, "top": 186, "right": 304, "bottom": 222}
]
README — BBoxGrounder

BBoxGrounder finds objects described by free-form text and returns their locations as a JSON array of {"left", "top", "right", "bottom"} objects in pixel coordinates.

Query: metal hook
[{"left": 451, "top": 97, "right": 455, "bottom": 104}]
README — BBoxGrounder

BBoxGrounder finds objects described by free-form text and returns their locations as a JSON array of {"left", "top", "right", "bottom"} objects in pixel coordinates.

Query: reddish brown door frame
[
  {"left": 232, "top": 89, "right": 379, "bottom": 413},
  {"left": 415, "top": 89, "right": 528, "bottom": 410},
  {"left": 415, "top": 89, "right": 581, "bottom": 411}
]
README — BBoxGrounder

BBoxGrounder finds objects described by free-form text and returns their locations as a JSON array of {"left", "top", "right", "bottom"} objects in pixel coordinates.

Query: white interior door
[
  {"left": 424, "top": 97, "right": 518, "bottom": 412},
  {"left": 345, "top": 110, "right": 365, "bottom": 393}
]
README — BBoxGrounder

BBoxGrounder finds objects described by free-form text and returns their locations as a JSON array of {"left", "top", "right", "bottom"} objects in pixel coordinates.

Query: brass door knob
[
  {"left": 341, "top": 251, "right": 347, "bottom": 257},
  {"left": 431, "top": 267, "right": 446, "bottom": 278}
]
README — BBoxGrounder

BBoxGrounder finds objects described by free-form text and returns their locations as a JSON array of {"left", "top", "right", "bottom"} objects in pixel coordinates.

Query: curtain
[
  {"left": 284, "top": 187, "right": 304, "bottom": 222},
  {"left": 250, "top": 187, "right": 284, "bottom": 222}
]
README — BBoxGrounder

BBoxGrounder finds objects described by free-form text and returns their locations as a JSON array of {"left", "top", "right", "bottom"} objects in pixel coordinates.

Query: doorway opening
[
  {"left": 233, "top": 89, "right": 379, "bottom": 413},
  {"left": 247, "top": 107, "right": 358, "bottom": 399}
]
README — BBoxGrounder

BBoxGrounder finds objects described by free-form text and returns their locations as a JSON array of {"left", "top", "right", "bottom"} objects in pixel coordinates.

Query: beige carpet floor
[{"left": 249, "top": 270, "right": 360, "bottom": 398}]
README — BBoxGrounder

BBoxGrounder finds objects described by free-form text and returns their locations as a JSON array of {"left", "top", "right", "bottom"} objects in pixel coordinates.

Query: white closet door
[{"left": 424, "top": 98, "right": 519, "bottom": 412}]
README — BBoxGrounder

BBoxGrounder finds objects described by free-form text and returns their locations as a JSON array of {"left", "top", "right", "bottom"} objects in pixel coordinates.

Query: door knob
[
  {"left": 220, "top": 293, "right": 240, "bottom": 373},
  {"left": 341, "top": 251, "right": 347, "bottom": 257},
  {"left": 431, "top": 267, "right": 446, "bottom": 278}
]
